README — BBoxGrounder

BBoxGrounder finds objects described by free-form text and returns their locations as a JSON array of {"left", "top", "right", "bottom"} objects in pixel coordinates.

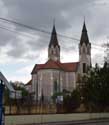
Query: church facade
[{"left": 29, "top": 22, "right": 91, "bottom": 101}]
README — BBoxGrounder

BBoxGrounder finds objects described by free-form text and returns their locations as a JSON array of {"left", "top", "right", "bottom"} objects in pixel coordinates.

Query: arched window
[
  {"left": 53, "top": 80, "right": 58, "bottom": 94},
  {"left": 83, "top": 47, "right": 86, "bottom": 54},
  {"left": 87, "top": 47, "right": 90, "bottom": 55},
  {"left": 83, "top": 63, "right": 86, "bottom": 73}
]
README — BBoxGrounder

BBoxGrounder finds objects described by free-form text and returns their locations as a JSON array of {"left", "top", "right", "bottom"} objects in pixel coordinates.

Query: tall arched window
[
  {"left": 83, "top": 47, "right": 86, "bottom": 54},
  {"left": 87, "top": 47, "right": 90, "bottom": 55},
  {"left": 53, "top": 80, "right": 58, "bottom": 94},
  {"left": 83, "top": 63, "right": 86, "bottom": 73}
]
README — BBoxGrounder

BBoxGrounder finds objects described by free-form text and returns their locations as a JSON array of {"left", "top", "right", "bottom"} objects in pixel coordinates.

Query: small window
[
  {"left": 83, "top": 63, "right": 86, "bottom": 73},
  {"left": 51, "top": 50, "right": 53, "bottom": 54}
]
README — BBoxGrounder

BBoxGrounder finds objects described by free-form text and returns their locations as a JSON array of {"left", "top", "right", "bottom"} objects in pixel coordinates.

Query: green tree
[
  {"left": 63, "top": 89, "right": 81, "bottom": 112},
  {"left": 82, "top": 62, "right": 109, "bottom": 112}
]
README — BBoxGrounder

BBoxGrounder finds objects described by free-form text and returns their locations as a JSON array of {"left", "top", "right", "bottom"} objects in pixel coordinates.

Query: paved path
[{"left": 21, "top": 119, "right": 109, "bottom": 125}]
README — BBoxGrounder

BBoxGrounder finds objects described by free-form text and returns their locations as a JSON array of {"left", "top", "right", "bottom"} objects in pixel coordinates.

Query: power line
[
  {"left": 0, "top": 17, "right": 91, "bottom": 42},
  {"left": 0, "top": 24, "right": 105, "bottom": 51},
  {"left": 0, "top": 17, "right": 51, "bottom": 34},
  {"left": 0, "top": 17, "right": 105, "bottom": 49},
  {"left": 0, "top": 23, "right": 103, "bottom": 49},
  {"left": 0, "top": 17, "right": 79, "bottom": 41},
  {"left": 0, "top": 25, "right": 38, "bottom": 39}
]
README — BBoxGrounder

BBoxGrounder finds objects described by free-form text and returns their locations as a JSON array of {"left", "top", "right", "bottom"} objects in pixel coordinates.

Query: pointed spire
[
  {"left": 80, "top": 20, "right": 89, "bottom": 45},
  {"left": 82, "top": 20, "right": 87, "bottom": 32},
  {"left": 49, "top": 24, "right": 59, "bottom": 47},
  {"left": 52, "top": 24, "right": 56, "bottom": 35}
]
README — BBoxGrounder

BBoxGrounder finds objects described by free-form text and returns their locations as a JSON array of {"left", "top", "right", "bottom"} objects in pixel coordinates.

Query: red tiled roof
[
  {"left": 61, "top": 62, "right": 79, "bottom": 72},
  {"left": 31, "top": 64, "right": 45, "bottom": 74},
  {"left": 42, "top": 60, "right": 61, "bottom": 69},
  {"left": 31, "top": 60, "right": 79, "bottom": 74}
]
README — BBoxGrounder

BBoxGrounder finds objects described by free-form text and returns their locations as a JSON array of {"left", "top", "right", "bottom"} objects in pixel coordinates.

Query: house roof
[
  {"left": 31, "top": 59, "right": 79, "bottom": 74},
  {"left": 61, "top": 62, "right": 79, "bottom": 72},
  {"left": 25, "top": 79, "right": 32, "bottom": 86}
]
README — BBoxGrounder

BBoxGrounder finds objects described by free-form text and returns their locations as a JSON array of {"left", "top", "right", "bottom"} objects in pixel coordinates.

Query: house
[{"left": 25, "top": 80, "right": 32, "bottom": 93}]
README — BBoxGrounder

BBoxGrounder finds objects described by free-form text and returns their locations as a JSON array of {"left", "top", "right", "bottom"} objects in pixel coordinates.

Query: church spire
[
  {"left": 79, "top": 21, "right": 91, "bottom": 74},
  {"left": 82, "top": 20, "right": 87, "bottom": 32},
  {"left": 80, "top": 21, "right": 89, "bottom": 45},
  {"left": 49, "top": 24, "right": 59, "bottom": 47},
  {"left": 48, "top": 25, "right": 60, "bottom": 62}
]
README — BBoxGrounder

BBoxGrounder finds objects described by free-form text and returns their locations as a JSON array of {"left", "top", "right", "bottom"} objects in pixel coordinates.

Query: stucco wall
[
  {"left": 37, "top": 69, "right": 61, "bottom": 100},
  {"left": 32, "top": 69, "right": 77, "bottom": 101}
]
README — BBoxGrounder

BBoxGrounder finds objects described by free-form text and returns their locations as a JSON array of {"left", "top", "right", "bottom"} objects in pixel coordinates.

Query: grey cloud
[
  {"left": 0, "top": 0, "right": 107, "bottom": 64},
  {"left": 27, "top": 33, "right": 50, "bottom": 51},
  {"left": 0, "top": 29, "right": 14, "bottom": 46},
  {"left": 3, "top": 0, "right": 94, "bottom": 31},
  {"left": 6, "top": 37, "right": 28, "bottom": 58},
  {"left": 92, "top": 53, "right": 104, "bottom": 66},
  {"left": 7, "top": 47, "right": 25, "bottom": 58}
]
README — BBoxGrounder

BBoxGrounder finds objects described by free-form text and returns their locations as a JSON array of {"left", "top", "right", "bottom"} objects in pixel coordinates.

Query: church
[{"left": 27, "top": 21, "right": 91, "bottom": 101}]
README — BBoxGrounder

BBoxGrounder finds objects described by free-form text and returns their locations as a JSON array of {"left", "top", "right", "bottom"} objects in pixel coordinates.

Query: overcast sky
[{"left": 0, "top": 0, "right": 108, "bottom": 83}]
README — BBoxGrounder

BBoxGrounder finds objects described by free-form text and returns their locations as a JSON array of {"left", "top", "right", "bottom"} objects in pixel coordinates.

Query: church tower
[
  {"left": 48, "top": 25, "right": 60, "bottom": 62},
  {"left": 79, "top": 21, "right": 91, "bottom": 74}
]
